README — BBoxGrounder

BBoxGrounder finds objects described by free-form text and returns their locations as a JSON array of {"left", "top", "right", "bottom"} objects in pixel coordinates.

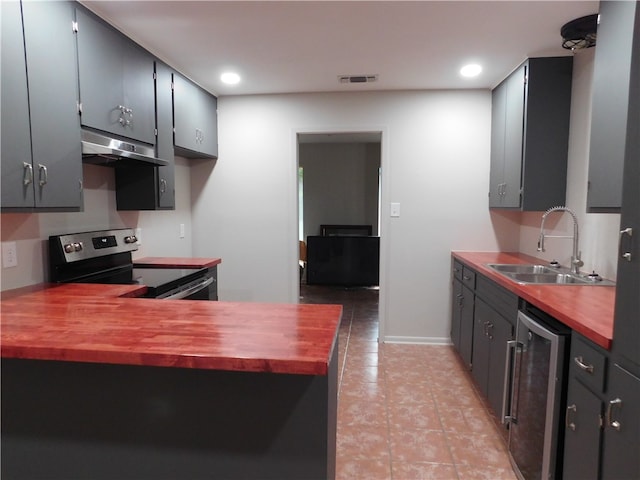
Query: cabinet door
[
  {"left": 76, "top": 8, "right": 155, "bottom": 145},
  {"left": 451, "top": 278, "right": 463, "bottom": 352},
  {"left": 613, "top": 2, "right": 640, "bottom": 370},
  {"left": 198, "top": 88, "right": 218, "bottom": 158},
  {"left": 562, "top": 379, "right": 602, "bottom": 480},
  {"left": 489, "top": 82, "right": 507, "bottom": 207},
  {"left": 155, "top": 62, "right": 175, "bottom": 209},
  {"left": 601, "top": 365, "right": 640, "bottom": 479},
  {"left": 173, "top": 72, "right": 200, "bottom": 152},
  {"left": 587, "top": 1, "right": 638, "bottom": 211},
  {"left": 23, "top": 0, "right": 82, "bottom": 209},
  {"left": 1, "top": 0, "right": 35, "bottom": 209},
  {"left": 501, "top": 64, "right": 525, "bottom": 208},
  {"left": 471, "top": 298, "right": 492, "bottom": 396},
  {"left": 486, "top": 312, "right": 513, "bottom": 418},
  {"left": 459, "top": 285, "right": 474, "bottom": 369}
]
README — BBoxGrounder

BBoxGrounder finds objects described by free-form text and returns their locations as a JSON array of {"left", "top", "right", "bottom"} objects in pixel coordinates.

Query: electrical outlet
[
  {"left": 390, "top": 202, "right": 401, "bottom": 217},
  {"left": 2, "top": 241, "right": 18, "bottom": 268}
]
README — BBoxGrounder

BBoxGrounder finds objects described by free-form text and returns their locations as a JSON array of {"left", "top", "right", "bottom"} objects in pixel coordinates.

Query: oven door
[{"left": 155, "top": 274, "right": 215, "bottom": 300}]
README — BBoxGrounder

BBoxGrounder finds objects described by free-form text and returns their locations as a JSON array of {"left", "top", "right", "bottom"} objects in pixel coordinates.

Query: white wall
[
  {"left": 191, "top": 90, "right": 520, "bottom": 343},
  {"left": 0, "top": 158, "right": 193, "bottom": 291},
  {"left": 519, "top": 49, "right": 620, "bottom": 280},
  {"left": 299, "top": 142, "right": 380, "bottom": 240}
]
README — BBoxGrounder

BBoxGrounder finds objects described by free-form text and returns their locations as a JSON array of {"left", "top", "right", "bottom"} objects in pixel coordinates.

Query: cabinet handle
[
  {"left": 566, "top": 404, "right": 577, "bottom": 431},
  {"left": 606, "top": 398, "right": 622, "bottom": 431},
  {"left": 23, "top": 162, "right": 33, "bottom": 186},
  {"left": 619, "top": 227, "right": 633, "bottom": 262},
  {"left": 486, "top": 322, "right": 494, "bottom": 340},
  {"left": 38, "top": 164, "right": 48, "bottom": 187},
  {"left": 457, "top": 293, "right": 464, "bottom": 307},
  {"left": 574, "top": 356, "right": 594, "bottom": 374},
  {"left": 159, "top": 178, "right": 167, "bottom": 194}
]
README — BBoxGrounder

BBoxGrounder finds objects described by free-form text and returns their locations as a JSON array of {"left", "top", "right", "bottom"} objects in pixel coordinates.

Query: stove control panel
[{"left": 50, "top": 228, "right": 138, "bottom": 264}]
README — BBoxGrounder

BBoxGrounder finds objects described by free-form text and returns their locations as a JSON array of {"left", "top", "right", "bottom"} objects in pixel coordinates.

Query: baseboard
[{"left": 382, "top": 336, "right": 452, "bottom": 346}]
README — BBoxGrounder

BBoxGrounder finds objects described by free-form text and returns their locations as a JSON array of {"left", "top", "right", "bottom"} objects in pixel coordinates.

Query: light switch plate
[
  {"left": 179, "top": 224, "right": 185, "bottom": 239},
  {"left": 390, "top": 202, "right": 401, "bottom": 217}
]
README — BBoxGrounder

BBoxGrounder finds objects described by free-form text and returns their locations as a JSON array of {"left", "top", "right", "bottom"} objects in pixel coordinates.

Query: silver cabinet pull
[
  {"left": 574, "top": 356, "right": 594, "bottom": 374},
  {"left": 619, "top": 227, "right": 633, "bottom": 262},
  {"left": 606, "top": 398, "right": 622, "bottom": 431},
  {"left": 23, "top": 162, "right": 33, "bottom": 186},
  {"left": 38, "top": 164, "right": 48, "bottom": 186},
  {"left": 566, "top": 404, "right": 577, "bottom": 431},
  {"left": 159, "top": 178, "right": 167, "bottom": 194}
]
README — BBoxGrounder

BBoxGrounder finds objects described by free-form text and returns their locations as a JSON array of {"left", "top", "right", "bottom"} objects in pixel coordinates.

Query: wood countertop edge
[
  {"left": 452, "top": 251, "right": 614, "bottom": 350},
  {"left": 133, "top": 257, "right": 222, "bottom": 269}
]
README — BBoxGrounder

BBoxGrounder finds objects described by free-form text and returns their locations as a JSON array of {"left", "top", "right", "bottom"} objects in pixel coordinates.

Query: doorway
[{"left": 296, "top": 131, "right": 384, "bottom": 336}]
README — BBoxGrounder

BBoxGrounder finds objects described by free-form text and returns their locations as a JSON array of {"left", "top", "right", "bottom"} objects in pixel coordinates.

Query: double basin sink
[{"left": 487, "top": 263, "right": 615, "bottom": 286}]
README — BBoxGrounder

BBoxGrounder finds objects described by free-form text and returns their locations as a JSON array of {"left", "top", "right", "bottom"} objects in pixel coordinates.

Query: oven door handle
[{"left": 158, "top": 276, "right": 214, "bottom": 300}]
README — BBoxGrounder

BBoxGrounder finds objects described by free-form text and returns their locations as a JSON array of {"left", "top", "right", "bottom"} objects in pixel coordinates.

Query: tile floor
[{"left": 300, "top": 285, "right": 519, "bottom": 480}]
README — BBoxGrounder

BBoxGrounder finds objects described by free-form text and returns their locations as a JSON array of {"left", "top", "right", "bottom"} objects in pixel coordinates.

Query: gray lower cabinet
[
  {"left": 173, "top": 72, "right": 218, "bottom": 158},
  {"left": 1, "top": 0, "right": 82, "bottom": 211},
  {"left": 489, "top": 57, "right": 573, "bottom": 210},
  {"left": 601, "top": 364, "right": 640, "bottom": 480},
  {"left": 76, "top": 7, "right": 155, "bottom": 145},
  {"left": 563, "top": 379, "right": 603, "bottom": 479},
  {"left": 471, "top": 296, "right": 514, "bottom": 418},
  {"left": 451, "top": 261, "right": 474, "bottom": 369},
  {"left": 587, "top": 1, "right": 639, "bottom": 212},
  {"left": 115, "top": 62, "right": 175, "bottom": 211},
  {"left": 563, "top": 333, "right": 608, "bottom": 480}
]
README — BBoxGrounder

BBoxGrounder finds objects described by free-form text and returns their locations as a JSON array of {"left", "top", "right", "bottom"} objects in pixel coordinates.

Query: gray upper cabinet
[
  {"left": 587, "top": 1, "right": 638, "bottom": 212},
  {"left": 173, "top": 72, "right": 218, "bottom": 158},
  {"left": 1, "top": 1, "right": 82, "bottom": 211},
  {"left": 76, "top": 7, "right": 155, "bottom": 145},
  {"left": 115, "top": 62, "right": 175, "bottom": 211},
  {"left": 489, "top": 57, "right": 573, "bottom": 211},
  {"left": 612, "top": 0, "right": 640, "bottom": 375}
]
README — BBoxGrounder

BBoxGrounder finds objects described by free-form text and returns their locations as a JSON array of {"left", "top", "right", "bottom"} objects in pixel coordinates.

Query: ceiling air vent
[{"left": 339, "top": 74, "right": 378, "bottom": 84}]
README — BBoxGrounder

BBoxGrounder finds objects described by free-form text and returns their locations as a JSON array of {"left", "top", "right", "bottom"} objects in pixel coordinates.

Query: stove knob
[
  {"left": 124, "top": 235, "right": 137, "bottom": 244},
  {"left": 63, "top": 243, "right": 74, "bottom": 253},
  {"left": 73, "top": 242, "right": 83, "bottom": 252}
]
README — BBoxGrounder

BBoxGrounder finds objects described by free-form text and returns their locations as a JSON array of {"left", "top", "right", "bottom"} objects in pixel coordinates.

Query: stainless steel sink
[
  {"left": 486, "top": 263, "right": 615, "bottom": 286},
  {"left": 487, "top": 264, "right": 557, "bottom": 275}
]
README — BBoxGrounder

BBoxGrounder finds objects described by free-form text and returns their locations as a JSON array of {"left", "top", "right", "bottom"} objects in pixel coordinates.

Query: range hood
[{"left": 81, "top": 130, "right": 168, "bottom": 167}]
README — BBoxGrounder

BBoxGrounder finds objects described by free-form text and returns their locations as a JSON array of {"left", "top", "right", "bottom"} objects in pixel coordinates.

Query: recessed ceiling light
[
  {"left": 460, "top": 64, "right": 482, "bottom": 78},
  {"left": 221, "top": 72, "right": 241, "bottom": 85}
]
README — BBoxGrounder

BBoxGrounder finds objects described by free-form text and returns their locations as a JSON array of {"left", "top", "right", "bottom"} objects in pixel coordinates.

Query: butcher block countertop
[
  {"left": 1, "top": 283, "right": 341, "bottom": 376},
  {"left": 453, "top": 251, "right": 616, "bottom": 350},
  {"left": 133, "top": 257, "right": 222, "bottom": 268}
]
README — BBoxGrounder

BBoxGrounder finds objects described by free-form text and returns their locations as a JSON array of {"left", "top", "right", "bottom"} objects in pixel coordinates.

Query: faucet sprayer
[{"left": 537, "top": 206, "right": 584, "bottom": 275}]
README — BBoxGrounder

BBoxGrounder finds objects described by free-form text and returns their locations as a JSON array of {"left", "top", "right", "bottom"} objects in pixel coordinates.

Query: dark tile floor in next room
[{"left": 299, "top": 285, "right": 518, "bottom": 480}]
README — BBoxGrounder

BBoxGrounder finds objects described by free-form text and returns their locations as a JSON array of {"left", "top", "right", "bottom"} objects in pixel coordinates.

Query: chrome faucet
[{"left": 537, "top": 206, "right": 584, "bottom": 275}]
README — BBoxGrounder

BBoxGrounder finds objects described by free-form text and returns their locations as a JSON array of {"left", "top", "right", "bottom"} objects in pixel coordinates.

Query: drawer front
[
  {"left": 461, "top": 266, "right": 476, "bottom": 290},
  {"left": 475, "top": 275, "right": 518, "bottom": 325},
  {"left": 452, "top": 260, "right": 463, "bottom": 281},
  {"left": 571, "top": 333, "right": 607, "bottom": 393}
]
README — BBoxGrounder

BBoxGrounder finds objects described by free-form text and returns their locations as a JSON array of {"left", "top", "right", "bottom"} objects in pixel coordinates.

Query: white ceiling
[{"left": 81, "top": 1, "right": 599, "bottom": 97}]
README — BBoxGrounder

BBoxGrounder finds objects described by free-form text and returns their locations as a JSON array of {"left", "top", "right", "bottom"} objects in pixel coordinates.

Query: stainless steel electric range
[{"left": 49, "top": 228, "right": 216, "bottom": 300}]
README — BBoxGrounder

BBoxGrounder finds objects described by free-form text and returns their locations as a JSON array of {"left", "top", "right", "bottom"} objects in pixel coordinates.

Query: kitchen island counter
[
  {"left": 452, "top": 251, "right": 615, "bottom": 349},
  {"left": 1, "top": 284, "right": 341, "bottom": 479}
]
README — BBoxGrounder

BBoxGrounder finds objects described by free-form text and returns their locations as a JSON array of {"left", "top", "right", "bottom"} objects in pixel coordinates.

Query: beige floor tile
[
  {"left": 455, "top": 464, "right": 518, "bottom": 479},
  {"left": 389, "top": 428, "right": 454, "bottom": 464},
  {"left": 445, "top": 432, "right": 513, "bottom": 468},
  {"left": 336, "top": 457, "right": 391, "bottom": 480},
  {"left": 391, "top": 462, "right": 459, "bottom": 480}
]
